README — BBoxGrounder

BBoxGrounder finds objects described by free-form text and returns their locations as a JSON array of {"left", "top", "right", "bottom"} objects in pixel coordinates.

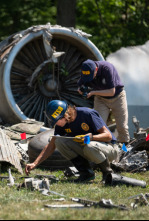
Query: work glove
[
  {"left": 73, "top": 135, "right": 86, "bottom": 144},
  {"left": 73, "top": 134, "right": 92, "bottom": 145}
]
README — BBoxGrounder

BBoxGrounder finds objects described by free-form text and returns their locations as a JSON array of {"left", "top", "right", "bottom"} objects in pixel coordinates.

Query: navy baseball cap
[{"left": 81, "top": 59, "right": 96, "bottom": 83}]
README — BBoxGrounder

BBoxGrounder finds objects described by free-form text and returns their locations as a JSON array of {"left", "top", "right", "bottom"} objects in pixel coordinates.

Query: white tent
[{"left": 107, "top": 41, "right": 149, "bottom": 136}]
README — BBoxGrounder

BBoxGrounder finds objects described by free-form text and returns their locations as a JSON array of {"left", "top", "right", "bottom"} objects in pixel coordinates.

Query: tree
[
  {"left": 0, "top": 0, "right": 57, "bottom": 41},
  {"left": 0, "top": 0, "right": 149, "bottom": 57},
  {"left": 57, "top": 0, "right": 76, "bottom": 27},
  {"left": 76, "top": 0, "right": 149, "bottom": 57}
]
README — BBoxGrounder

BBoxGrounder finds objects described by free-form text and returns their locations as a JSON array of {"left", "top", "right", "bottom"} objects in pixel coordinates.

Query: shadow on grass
[{"left": 59, "top": 178, "right": 100, "bottom": 185}]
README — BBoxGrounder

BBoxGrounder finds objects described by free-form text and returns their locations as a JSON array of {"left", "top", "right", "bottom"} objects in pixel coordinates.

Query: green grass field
[{"left": 0, "top": 167, "right": 149, "bottom": 220}]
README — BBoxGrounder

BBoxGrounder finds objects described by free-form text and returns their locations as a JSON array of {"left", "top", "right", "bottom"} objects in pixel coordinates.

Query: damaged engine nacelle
[{"left": 0, "top": 24, "right": 104, "bottom": 127}]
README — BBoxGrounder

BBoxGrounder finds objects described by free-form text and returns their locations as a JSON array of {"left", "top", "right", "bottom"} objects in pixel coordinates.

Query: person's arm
[
  {"left": 87, "top": 88, "right": 115, "bottom": 98},
  {"left": 87, "top": 126, "right": 112, "bottom": 143},
  {"left": 25, "top": 137, "right": 56, "bottom": 175}
]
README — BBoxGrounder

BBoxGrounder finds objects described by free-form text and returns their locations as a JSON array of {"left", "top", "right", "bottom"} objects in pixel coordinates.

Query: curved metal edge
[
  {"left": 49, "top": 27, "right": 105, "bottom": 61},
  {"left": 3, "top": 31, "right": 44, "bottom": 121}
]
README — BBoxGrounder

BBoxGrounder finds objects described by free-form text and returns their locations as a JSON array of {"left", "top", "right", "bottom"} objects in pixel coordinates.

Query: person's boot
[
  {"left": 71, "top": 155, "right": 95, "bottom": 183},
  {"left": 98, "top": 158, "right": 113, "bottom": 184}
]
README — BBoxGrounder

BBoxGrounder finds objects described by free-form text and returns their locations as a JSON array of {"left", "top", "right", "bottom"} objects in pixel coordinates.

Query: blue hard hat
[
  {"left": 46, "top": 100, "right": 68, "bottom": 127},
  {"left": 81, "top": 59, "right": 96, "bottom": 83}
]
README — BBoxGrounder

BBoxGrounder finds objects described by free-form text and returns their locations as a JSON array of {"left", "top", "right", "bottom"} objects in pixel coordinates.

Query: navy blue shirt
[
  {"left": 54, "top": 107, "right": 117, "bottom": 143},
  {"left": 78, "top": 61, "right": 124, "bottom": 99}
]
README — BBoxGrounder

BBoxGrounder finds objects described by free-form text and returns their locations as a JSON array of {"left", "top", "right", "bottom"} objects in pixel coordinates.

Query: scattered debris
[
  {"left": 112, "top": 116, "right": 149, "bottom": 173},
  {"left": 1, "top": 119, "right": 49, "bottom": 142},
  {"left": 44, "top": 198, "right": 128, "bottom": 210},
  {"left": 18, "top": 177, "right": 64, "bottom": 197},
  {"left": 112, "top": 150, "right": 148, "bottom": 172},
  {"left": 0, "top": 120, "right": 51, "bottom": 166},
  {"left": 128, "top": 193, "right": 149, "bottom": 209}
]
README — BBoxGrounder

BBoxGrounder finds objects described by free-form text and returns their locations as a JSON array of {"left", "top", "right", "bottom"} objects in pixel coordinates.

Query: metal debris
[
  {"left": 71, "top": 198, "right": 128, "bottom": 210},
  {"left": 112, "top": 116, "right": 149, "bottom": 173},
  {"left": 128, "top": 193, "right": 149, "bottom": 209},
  {"left": 44, "top": 204, "right": 85, "bottom": 209},
  {"left": 64, "top": 167, "right": 79, "bottom": 178},
  {"left": 19, "top": 177, "right": 64, "bottom": 197},
  {"left": 10, "top": 120, "right": 44, "bottom": 135},
  {"left": 113, "top": 150, "right": 148, "bottom": 172},
  {"left": 7, "top": 168, "right": 16, "bottom": 187},
  {"left": 22, "top": 178, "right": 50, "bottom": 191},
  {"left": 0, "top": 128, "right": 23, "bottom": 174},
  {"left": 105, "top": 173, "right": 146, "bottom": 188},
  {"left": 15, "top": 142, "right": 29, "bottom": 163}
]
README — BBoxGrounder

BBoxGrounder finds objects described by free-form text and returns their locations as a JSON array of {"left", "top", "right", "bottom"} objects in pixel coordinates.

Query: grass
[{"left": 0, "top": 166, "right": 149, "bottom": 220}]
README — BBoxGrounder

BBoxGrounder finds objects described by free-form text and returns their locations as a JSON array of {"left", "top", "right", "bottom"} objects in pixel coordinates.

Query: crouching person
[{"left": 25, "top": 100, "right": 119, "bottom": 183}]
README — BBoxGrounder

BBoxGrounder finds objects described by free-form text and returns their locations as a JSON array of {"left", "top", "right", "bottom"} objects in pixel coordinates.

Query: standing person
[
  {"left": 25, "top": 100, "right": 119, "bottom": 183},
  {"left": 78, "top": 59, "right": 130, "bottom": 144}
]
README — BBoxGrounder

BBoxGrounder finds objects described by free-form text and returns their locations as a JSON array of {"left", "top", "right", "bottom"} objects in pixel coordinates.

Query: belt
[{"left": 100, "top": 87, "right": 124, "bottom": 100}]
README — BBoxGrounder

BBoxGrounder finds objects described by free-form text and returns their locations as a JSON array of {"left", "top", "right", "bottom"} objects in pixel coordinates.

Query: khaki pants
[
  {"left": 55, "top": 138, "right": 119, "bottom": 164},
  {"left": 94, "top": 90, "right": 130, "bottom": 143}
]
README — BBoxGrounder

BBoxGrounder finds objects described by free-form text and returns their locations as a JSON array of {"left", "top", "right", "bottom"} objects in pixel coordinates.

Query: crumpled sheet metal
[
  {"left": 118, "top": 150, "right": 148, "bottom": 172},
  {"left": 0, "top": 128, "right": 23, "bottom": 174},
  {"left": 0, "top": 23, "right": 93, "bottom": 64}
]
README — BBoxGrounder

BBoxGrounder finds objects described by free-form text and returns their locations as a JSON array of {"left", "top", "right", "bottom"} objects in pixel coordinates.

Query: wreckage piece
[
  {"left": 10, "top": 119, "right": 44, "bottom": 135},
  {"left": 8, "top": 168, "right": 15, "bottom": 186},
  {"left": 71, "top": 198, "right": 128, "bottom": 210},
  {"left": 128, "top": 193, "right": 149, "bottom": 208},
  {"left": 0, "top": 24, "right": 104, "bottom": 127},
  {"left": 130, "top": 137, "right": 149, "bottom": 158},
  {"left": 0, "top": 128, "right": 23, "bottom": 174},
  {"left": 64, "top": 167, "right": 79, "bottom": 178},
  {"left": 113, "top": 150, "right": 148, "bottom": 172},
  {"left": 44, "top": 204, "right": 85, "bottom": 209},
  {"left": 20, "top": 177, "right": 50, "bottom": 191},
  {"left": 15, "top": 143, "right": 29, "bottom": 163},
  {"left": 105, "top": 173, "right": 146, "bottom": 188},
  {"left": 130, "top": 193, "right": 149, "bottom": 208},
  {"left": 19, "top": 177, "right": 64, "bottom": 197},
  {"left": 2, "top": 119, "right": 48, "bottom": 142},
  {"left": 129, "top": 116, "right": 149, "bottom": 158},
  {"left": 44, "top": 200, "right": 128, "bottom": 210}
]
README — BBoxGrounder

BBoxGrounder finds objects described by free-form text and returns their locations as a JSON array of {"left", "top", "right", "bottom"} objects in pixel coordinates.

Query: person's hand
[
  {"left": 87, "top": 92, "right": 93, "bottom": 99},
  {"left": 25, "top": 163, "right": 36, "bottom": 176},
  {"left": 73, "top": 135, "right": 86, "bottom": 145},
  {"left": 78, "top": 88, "right": 83, "bottom": 95}
]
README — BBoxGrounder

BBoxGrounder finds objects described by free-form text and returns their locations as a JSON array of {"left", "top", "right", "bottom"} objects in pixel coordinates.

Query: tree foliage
[
  {"left": 0, "top": 0, "right": 149, "bottom": 57},
  {"left": 76, "top": 0, "right": 149, "bottom": 56},
  {"left": 0, "top": 0, "right": 57, "bottom": 40}
]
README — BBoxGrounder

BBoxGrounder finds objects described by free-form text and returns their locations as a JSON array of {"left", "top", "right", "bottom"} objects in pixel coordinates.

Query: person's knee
[
  {"left": 83, "top": 144, "right": 101, "bottom": 159},
  {"left": 83, "top": 144, "right": 106, "bottom": 164},
  {"left": 83, "top": 144, "right": 93, "bottom": 156},
  {"left": 55, "top": 138, "right": 63, "bottom": 149}
]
